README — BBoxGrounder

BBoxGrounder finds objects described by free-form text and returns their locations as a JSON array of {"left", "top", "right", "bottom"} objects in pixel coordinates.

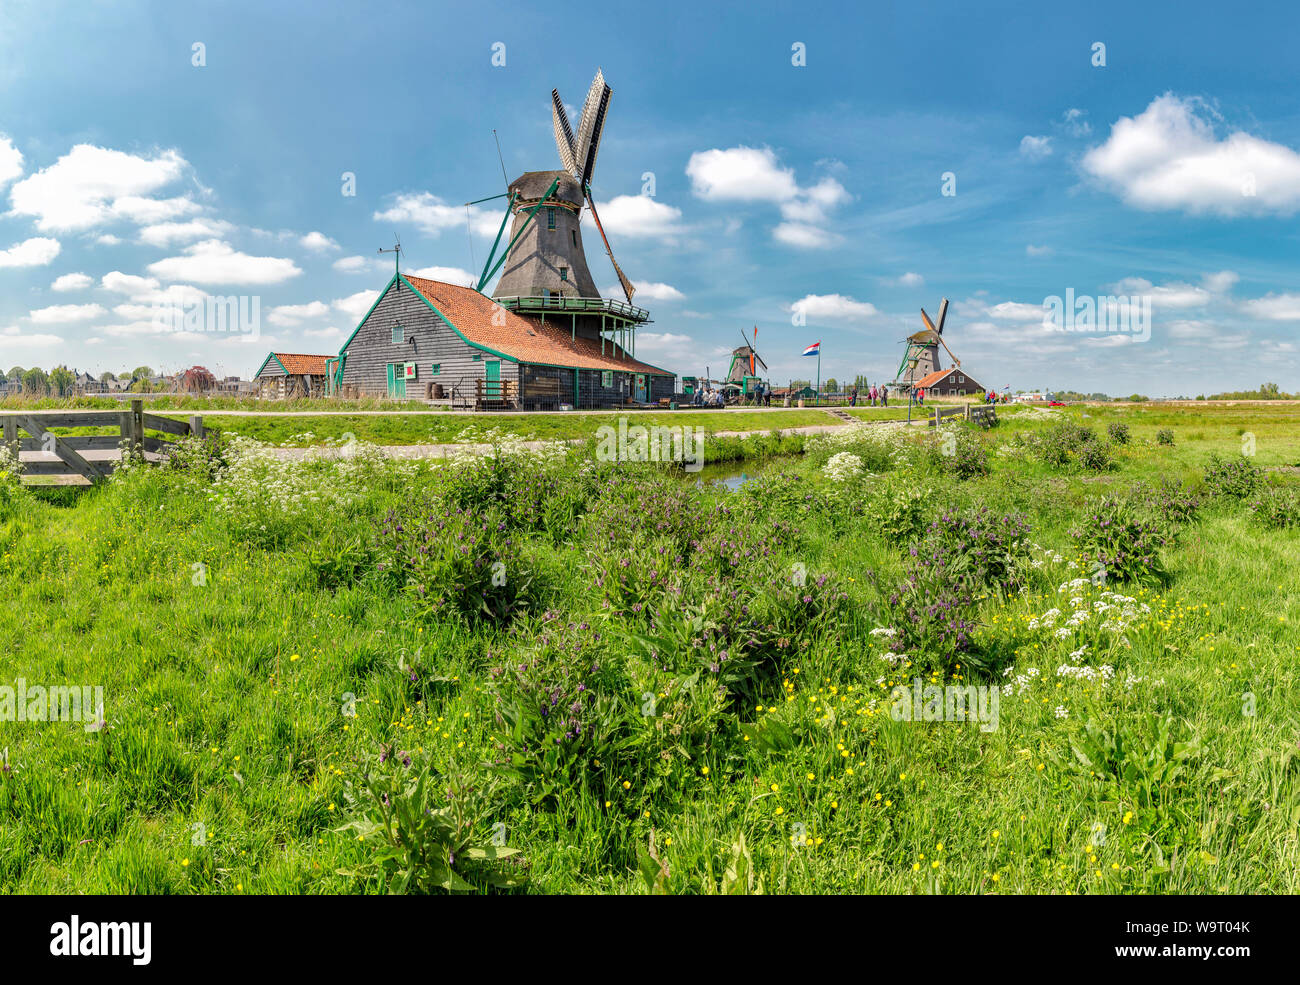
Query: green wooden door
[
  {"left": 387, "top": 363, "right": 406, "bottom": 398},
  {"left": 485, "top": 360, "right": 501, "bottom": 399}
]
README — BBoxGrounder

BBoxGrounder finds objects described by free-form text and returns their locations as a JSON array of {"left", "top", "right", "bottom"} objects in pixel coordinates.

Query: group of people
[
  {"left": 691, "top": 386, "right": 726, "bottom": 407},
  {"left": 849, "top": 384, "right": 890, "bottom": 407}
]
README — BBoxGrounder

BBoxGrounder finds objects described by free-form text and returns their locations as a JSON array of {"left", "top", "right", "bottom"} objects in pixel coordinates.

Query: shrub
[
  {"left": 918, "top": 505, "right": 1033, "bottom": 593},
  {"left": 1132, "top": 478, "right": 1201, "bottom": 529},
  {"left": 1156, "top": 428, "right": 1175, "bottom": 446},
  {"left": 1032, "top": 420, "right": 1113, "bottom": 472},
  {"left": 1248, "top": 486, "right": 1300, "bottom": 529},
  {"left": 862, "top": 473, "right": 931, "bottom": 543},
  {"left": 1107, "top": 421, "right": 1130, "bottom": 445},
  {"left": 1071, "top": 495, "right": 1168, "bottom": 586},
  {"left": 936, "top": 426, "right": 990, "bottom": 479},
  {"left": 1202, "top": 454, "right": 1262, "bottom": 499}
]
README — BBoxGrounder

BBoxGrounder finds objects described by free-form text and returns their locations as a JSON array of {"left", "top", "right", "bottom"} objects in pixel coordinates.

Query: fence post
[
  {"left": 934, "top": 406, "right": 940, "bottom": 428},
  {"left": 964, "top": 403, "right": 971, "bottom": 421},
  {"left": 131, "top": 399, "right": 144, "bottom": 457},
  {"left": 2, "top": 417, "right": 15, "bottom": 462},
  {"left": 189, "top": 415, "right": 205, "bottom": 440}
]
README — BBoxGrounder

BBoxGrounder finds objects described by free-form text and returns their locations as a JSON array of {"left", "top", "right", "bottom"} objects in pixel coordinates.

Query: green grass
[{"left": 0, "top": 403, "right": 1297, "bottom": 894}]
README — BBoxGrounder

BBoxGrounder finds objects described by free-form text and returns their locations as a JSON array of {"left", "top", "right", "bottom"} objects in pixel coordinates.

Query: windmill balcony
[{"left": 494, "top": 294, "right": 651, "bottom": 324}]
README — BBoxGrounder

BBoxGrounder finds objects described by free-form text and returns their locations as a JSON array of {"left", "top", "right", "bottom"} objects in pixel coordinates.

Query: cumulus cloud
[
  {"left": 1109, "top": 276, "right": 1211, "bottom": 309},
  {"left": 51, "top": 272, "right": 93, "bottom": 292},
  {"left": 29, "top": 303, "right": 107, "bottom": 324},
  {"left": 890, "top": 272, "right": 925, "bottom": 287},
  {"left": 0, "top": 134, "right": 22, "bottom": 187},
  {"left": 147, "top": 240, "right": 302, "bottom": 285},
  {"left": 595, "top": 195, "right": 683, "bottom": 239},
  {"left": 1026, "top": 244, "right": 1054, "bottom": 257},
  {"left": 1061, "top": 108, "right": 1092, "bottom": 138},
  {"left": 267, "top": 301, "right": 331, "bottom": 326},
  {"left": 300, "top": 231, "right": 339, "bottom": 252},
  {"left": 1082, "top": 93, "right": 1300, "bottom": 216},
  {"left": 687, "top": 146, "right": 849, "bottom": 248},
  {"left": 791, "top": 293, "right": 877, "bottom": 324},
  {"left": 101, "top": 271, "right": 162, "bottom": 298},
  {"left": 1241, "top": 293, "right": 1300, "bottom": 321},
  {"left": 1019, "top": 135, "right": 1053, "bottom": 160},
  {"left": 303, "top": 326, "right": 345, "bottom": 341},
  {"left": 138, "top": 218, "right": 234, "bottom": 247},
  {"left": 408, "top": 265, "right": 476, "bottom": 286},
  {"left": 333, "top": 255, "right": 373, "bottom": 274},
  {"left": 9, "top": 145, "right": 197, "bottom": 232},
  {"left": 0, "top": 237, "right": 61, "bottom": 268},
  {"left": 374, "top": 193, "right": 499, "bottom": 238},
  {"left": 333, "top": 289, "right": 380, "bottom": 319},
  {"left": 604, "top": 281, "right": 684, "bottom": 301}
]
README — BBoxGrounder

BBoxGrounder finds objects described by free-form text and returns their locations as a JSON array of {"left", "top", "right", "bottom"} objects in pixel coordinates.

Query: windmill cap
[{"left": 508, "top": 170, "right": 585, "bottom": 208}]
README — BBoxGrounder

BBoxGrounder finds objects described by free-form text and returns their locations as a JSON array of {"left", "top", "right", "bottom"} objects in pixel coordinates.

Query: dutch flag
[{"left": 801, "top": 341, "right": 820, "bottom": 356}]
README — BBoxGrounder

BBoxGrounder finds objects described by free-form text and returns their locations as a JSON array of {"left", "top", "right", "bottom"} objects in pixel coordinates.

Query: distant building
[
  {"left": 911, "top": 367, "right": 988, "bottom": 397},
  {"left": 255, "top": 353, "right": 331, "bottom": 399}
]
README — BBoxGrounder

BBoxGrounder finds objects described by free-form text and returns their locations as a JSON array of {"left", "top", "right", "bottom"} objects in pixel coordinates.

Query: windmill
[
  {"left": 725, "top": 327, "right": 768, "bottom": 394},
  {"left": 551, "top": 69, "right": 635, "bottom": 303},
  {"left": 894, "top": 297, "right": 962, "bottom": 388}
]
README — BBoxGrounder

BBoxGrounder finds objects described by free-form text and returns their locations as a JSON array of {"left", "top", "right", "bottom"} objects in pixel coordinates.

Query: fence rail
[{"left": 1, "top": 399, "right": 215, "bottom": 486}]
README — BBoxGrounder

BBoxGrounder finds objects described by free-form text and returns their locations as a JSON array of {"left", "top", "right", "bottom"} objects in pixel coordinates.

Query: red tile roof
[
  {"left": 403, "top": 275, "right": 673, "bottom": 377},
  {"left": 266, "top": 353, "right": 331, "bottom": 376},
  {"left": 912, "top": 367, "right": 986, "bottom": 390}
]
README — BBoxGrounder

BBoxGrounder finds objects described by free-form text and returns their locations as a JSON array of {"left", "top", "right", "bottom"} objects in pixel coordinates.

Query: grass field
[{"left": 0, "top": 403, "right": 1297, "bottom": 894}]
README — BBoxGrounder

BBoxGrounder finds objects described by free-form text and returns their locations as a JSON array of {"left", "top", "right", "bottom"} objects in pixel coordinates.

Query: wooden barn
[
  {"left": 911, "top": 366, "right": 989, "bottom": 397},
  {"left": 255, "top": 352, "right": 331, "bottom": 399},
  {"left": 332, "top": 273, "right": 675, "bottom": 409}
]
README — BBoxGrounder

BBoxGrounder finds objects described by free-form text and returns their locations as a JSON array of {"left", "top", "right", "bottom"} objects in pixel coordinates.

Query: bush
[
  {"left": 862, "top": 473, "right": 931, "bottom": 543},
  {"left": 1248, "top": 486, "right": 1300, "bottom": 529},
  {"left": 1071, "top": 495, "right": 1168, "bottom": 586},
  {"left": 935, "top": 426, "right": 990, "bottom": 479},
  {"left": 1132, "top": 478, "right": 1201, "bottom": 529},
  {"left": 1107, "top": 421, "right": 1130, "bottom": 445},
  {"left": 1156, "top": 428, "right": 1175, "bottom": 446},
  {"left": 1032, "top": 420, "right": 1113, "bottom": 472},
  {"left": 1202, "top": 454, "right": 1262, "bottom": 499}
]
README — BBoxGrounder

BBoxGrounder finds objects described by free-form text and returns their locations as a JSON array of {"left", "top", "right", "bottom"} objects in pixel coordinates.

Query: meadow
[{"left": 0, "top": 402, "right": 1297, "bottom": 894}]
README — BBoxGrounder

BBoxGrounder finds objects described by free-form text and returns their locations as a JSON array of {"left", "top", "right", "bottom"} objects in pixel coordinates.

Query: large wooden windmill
[
  {"left": 894, "top": 297, "right": 962, "bottom": 388},
  {"left": 475, "top": 68, "right": 648, "bottom": 357}
]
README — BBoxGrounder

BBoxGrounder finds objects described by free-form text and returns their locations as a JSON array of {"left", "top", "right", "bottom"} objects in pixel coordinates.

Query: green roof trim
[{"left": 254, "top": 352, "right": 290, "bottom": 378}]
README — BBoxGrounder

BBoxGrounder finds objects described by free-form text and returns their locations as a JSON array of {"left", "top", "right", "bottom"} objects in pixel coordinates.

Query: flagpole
[{"left": 816, "top": 349, "right": 821, "bottom": 406}]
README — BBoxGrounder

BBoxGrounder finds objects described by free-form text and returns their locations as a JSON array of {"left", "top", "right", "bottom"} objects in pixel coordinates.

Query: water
[{"left": 694, "top": 465, "right": 762, "bottom": 491}]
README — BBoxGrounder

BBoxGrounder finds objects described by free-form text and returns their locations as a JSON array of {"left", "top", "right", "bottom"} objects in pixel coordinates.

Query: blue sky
[{"left": 1, "top": 0, "right": 1298, "bottom": 394}]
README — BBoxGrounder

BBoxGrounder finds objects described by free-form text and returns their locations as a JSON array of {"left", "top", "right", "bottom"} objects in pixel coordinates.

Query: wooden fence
[{"left": 1, "top": 399, "right": 215, "bottom": 486}]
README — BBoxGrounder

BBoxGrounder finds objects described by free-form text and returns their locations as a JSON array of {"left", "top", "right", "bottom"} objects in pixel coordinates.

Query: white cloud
[
  {"left": 892, "top": 272, "right": 925, "bottom": 287},
  {"left": 138, "top": 218, "right": 234, "bottom": 247},
  {"left": 1167, "top": 319, "right": 1216, "bottom": 339},
  {"left": 773, "top": 222, "right": 838, "bottom": 249},
  {"left": 1019, "top": 135, "right": 1053, "bottom": 160},
  {"left": 0, "top": 134, "right": 22, "bottom": 187},
  {"left": 1062, "top": 109, "right": 1092, "bottom": 138},
  {"left": 1026, "top": 244, "right": 1054, "bottom": 257},
  {"left": 29, "top": 303, "right": 107, "bottom": 324},
  {"left": 51, "top": 272, "right": 93, "bottom": 292},
  {"left": 604, "top": 281, "right": 684, "bottom": 301},
  {"left": 300, "top": 231, "right": 339, "bottom": 252},
  {"left": 986, "top": 301, "right": 1050, "bottom": 322},
  {"left": 1241, "top": 292, "right": 1300, "bottom": 321},
  {"left": 374, "top": 193, "right": 499, "bottom": 237},
  {"left": 791, "top": 293, "right": 877, "bottom": 324},
  {"left": 267, "top": 301, "right": 331, "bottom": 326},
  {"left": 688, "top": 147, "right": 848, "bottom": 247},
  {"left": 687, "top": 147, "right": 798, "bottom": 202},
  {"left": 1110, "top": 276, "right": 1210, "bottom": 309},
  {"left": 333, "top": 255, "right": 373, "bottom": 274},
  {"left": 95, "top": 234, "right": 122, "bottom": 246},
  {"left": 333, "top": 290, "right": 380, "bottom": 319},
  {"left": 1202, "top": 270, "right": 1239, "bottom": 294},
  {"left": 0, "top": 236, "right": 60, "bottom": 268},
  {"left": 147, "top": 240, "right": 302, "bottom": 285},
  {"left": 101, "top": 271, "right": 162, "bottom": 297},
  {"left": 595, "top": 195, "right": 684, "bottom": 238},
  {"left": 408, "top": 265, "right": 476, "bottom": 286},
  {"left": 1082, "top": 93, "right": 1300, "bottom": 216},
  {"left": 9, "top": 145, "right": 194, "bottom": 232}
]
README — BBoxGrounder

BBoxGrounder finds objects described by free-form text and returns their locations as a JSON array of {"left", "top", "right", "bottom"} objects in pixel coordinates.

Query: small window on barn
[
  {"left": 472, "top": 354, "right": 481, "bottom": 361},
  {"left": 602, "top": 370, "right": 612, "bottom": 387},
  {"left": 546, "top": 207, "right": 556, "bottom": 229},
  {"left": 560, "top": 267, "right": 568, "bottom": 281},
  {"left": 431, "top": 364, "right": 441, "bottom": 375},
  {"left": 392, "top": 324, "right": 404, "bottom": 344}
]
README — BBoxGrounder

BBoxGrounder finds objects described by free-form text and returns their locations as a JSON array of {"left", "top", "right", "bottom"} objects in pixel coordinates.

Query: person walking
[
  {"left": 850, "top": 386, "right": 858, "bottom": 407},
  {"left": 881, "top": 386, "right": 888, "bottom": 407},
  {"left": 917, "top": 387, "right": 924, "bottom": 405}
]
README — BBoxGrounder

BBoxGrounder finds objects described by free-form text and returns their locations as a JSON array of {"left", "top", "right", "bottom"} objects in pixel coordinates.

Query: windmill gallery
[{"left": 279, "top": 69, "right": 989, "bottom": 410}]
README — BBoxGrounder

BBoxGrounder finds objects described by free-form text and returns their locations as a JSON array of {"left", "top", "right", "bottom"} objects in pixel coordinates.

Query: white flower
[{"left": 1054, "top": 705, "right": 1069, "bottom": 719}]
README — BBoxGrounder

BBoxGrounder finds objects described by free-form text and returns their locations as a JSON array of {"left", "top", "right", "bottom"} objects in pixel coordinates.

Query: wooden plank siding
[{"left": 340, "top": 278, "right": 514, "bottom": 400}]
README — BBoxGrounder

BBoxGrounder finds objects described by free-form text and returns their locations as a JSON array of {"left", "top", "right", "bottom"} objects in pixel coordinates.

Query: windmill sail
[
  {"left": 573, "top": 69, "right": 611, "bottom": 186},
  {"left": 586, "top": 194, "right": 635, "bottom": 302},
  {"left": 551, "top": 89, "right": 578, "bottom": 178}
]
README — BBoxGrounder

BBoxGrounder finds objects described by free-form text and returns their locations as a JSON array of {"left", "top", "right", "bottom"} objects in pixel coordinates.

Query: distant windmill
[{"left": 894, "top": 297, "right": 962, "bottom": 387}]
